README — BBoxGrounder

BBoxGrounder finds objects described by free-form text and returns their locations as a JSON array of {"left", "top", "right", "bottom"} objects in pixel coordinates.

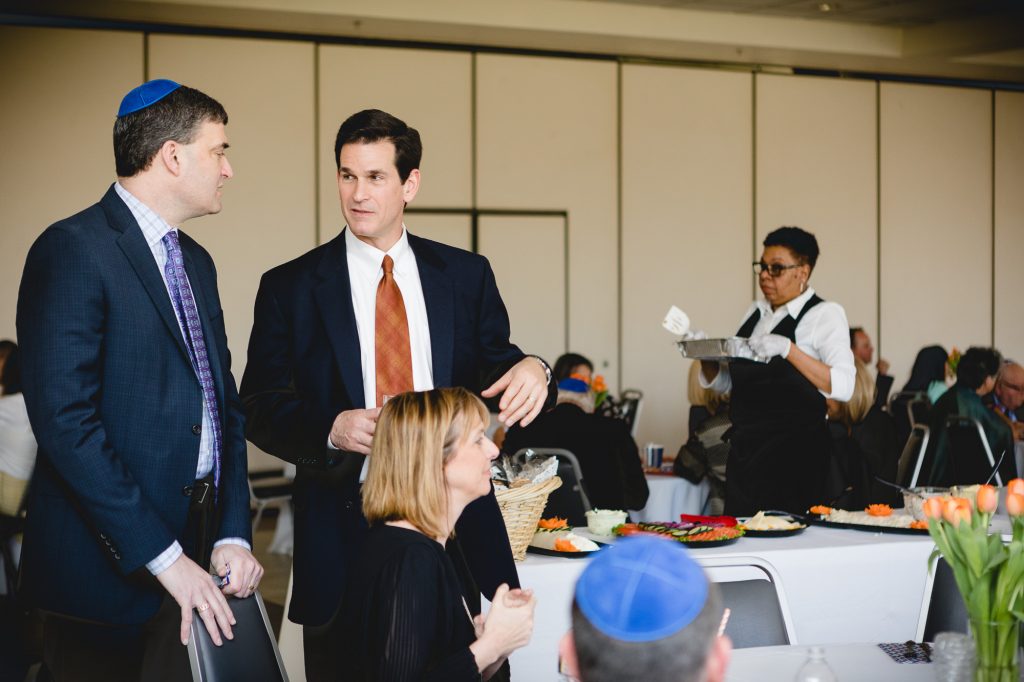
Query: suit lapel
[
  {"left": 106, "top": 188, "right": 193, "bottom": 368},
  {"left": 410, "top": 234, "right": 454, "bottom": 388},
  {"left": 314, "top": 233, "right": 366, "bottom": 408}
]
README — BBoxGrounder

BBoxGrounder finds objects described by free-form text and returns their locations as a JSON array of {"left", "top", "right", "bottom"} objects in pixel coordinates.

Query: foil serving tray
[{"left": 675, "top": 337, "right": 768, "bottom": 363}]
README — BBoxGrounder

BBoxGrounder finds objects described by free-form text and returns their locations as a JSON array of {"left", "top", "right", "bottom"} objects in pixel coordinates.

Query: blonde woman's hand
[{"left": 482, "top": 584, "right": 536, "bottom": 656}]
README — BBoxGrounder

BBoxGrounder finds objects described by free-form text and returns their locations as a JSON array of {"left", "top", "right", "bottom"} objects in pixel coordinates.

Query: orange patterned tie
[{"left": 375, "top": 255, "right": 413, "bottom": 407}]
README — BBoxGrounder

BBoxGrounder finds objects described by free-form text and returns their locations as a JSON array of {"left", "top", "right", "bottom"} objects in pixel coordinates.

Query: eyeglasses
[{"left": 753, "top": 261, "right": 801, "bottom": 278}]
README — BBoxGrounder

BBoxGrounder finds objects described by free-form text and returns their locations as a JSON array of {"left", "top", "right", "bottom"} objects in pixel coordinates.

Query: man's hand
[
  {"left": 329, "top": 407, "right": 381, "bottom": 454},
  {"left": 212, "top": 544, "right": 264, "bottom": 600},
  {"left": 482, "top": 358, "right": 548, "bottom": 427},
  {"left": 877, "top": 358, "right": 891, "bottom": 375},
  {"left": 156, "top": 554, "right": 235, "bottom": 646}
]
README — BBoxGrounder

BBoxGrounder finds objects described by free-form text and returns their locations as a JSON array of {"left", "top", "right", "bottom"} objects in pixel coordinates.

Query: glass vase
[{"left": 968, "top": 619, "right": 1020, "bottom": 682}]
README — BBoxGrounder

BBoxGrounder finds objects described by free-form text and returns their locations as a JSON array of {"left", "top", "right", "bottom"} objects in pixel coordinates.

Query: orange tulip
[
  {"left": 1007, "top": 493, "right": 1024, "bottom": 517},
  {"left": 923, "top": 497, "right": 945, "bottom": 519},
  {"left": 943, "top": 498, "right": 971, "bottom": 526},
  {"left": 976, "top": 484, "right": 998, "bottom": 514},
  {"left": 1007, "top": 479, "right": 1024, "bottom": 498},
  {"left": 591, "top": 375, "right": 607, "bottom": 393}
]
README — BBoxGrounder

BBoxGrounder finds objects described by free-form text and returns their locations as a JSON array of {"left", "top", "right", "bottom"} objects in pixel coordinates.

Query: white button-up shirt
[{"left": 702, "top": 287, "right": 855, "bottom": 401}]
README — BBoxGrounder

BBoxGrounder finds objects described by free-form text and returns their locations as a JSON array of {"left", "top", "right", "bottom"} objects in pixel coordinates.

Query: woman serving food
[
  {"left": 701, "top": 226, "right": 855, "bottom": 516},
  {"left": 337, "top": 387, "right": 535, "bottom": 681}
]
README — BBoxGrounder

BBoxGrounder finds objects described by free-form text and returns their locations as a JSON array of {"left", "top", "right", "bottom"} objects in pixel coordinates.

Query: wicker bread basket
[{"left": 494, "top": 476, "right": 563, "bottom": 561}]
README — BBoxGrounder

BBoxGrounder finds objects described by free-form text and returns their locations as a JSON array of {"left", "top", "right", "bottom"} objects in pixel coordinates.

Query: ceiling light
[{"left": 818, "top": 2, "right": 833, "bottom": 12}]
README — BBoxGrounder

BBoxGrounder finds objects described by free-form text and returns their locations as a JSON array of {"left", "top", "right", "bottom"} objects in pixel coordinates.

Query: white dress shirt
[
  {"left": 702, "top": 287, "right": 855, "bottom": 402},
  {"left": 115, "top": 183, "right": 248, "bottom": 576},
  {"left": 344, "top": 225, "right": 435, "bottom": 409},
  {"left": 0, "top": 393, "right": 37, "bottom": 480}
]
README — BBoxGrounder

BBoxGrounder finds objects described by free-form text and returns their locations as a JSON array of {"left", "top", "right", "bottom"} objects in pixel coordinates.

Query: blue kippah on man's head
[
  {"left": 557, "top": 377, "right": 589, "bottom": 393},
  {"left": 117, "top": 79, "right": 181, "bottom": 117},
  {"left": 575, "top": 536, "right": 708, "bottom": 642}
]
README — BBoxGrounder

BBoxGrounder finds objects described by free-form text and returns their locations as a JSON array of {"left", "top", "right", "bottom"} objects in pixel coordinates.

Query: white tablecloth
[
  {"left": 510, "top": 525, "right": 935, "bottom": 681},
  {"left": 727, "top": 643, "right": 935, "bottom": 681},
  {"left": 629, "top": 474, "right": 709, "bottom": 522}
]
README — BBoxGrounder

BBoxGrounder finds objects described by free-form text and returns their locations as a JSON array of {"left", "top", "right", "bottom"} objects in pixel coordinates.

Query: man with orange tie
[{"left": 240, "top": 109, "right": 554, "bottom": 680}]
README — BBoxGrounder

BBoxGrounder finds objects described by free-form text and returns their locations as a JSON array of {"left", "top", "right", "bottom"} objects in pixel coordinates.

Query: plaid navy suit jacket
[{"left": 16, "top": 185, "right": 251, "bottom": 625}]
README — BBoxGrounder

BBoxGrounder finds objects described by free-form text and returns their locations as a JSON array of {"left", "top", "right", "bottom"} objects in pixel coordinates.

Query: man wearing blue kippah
[
  {"left": 17, "top": 79, "right": 261, "bottom": 681},
  {"left": 558, "top": 537, "right": 732, "bottom": 682}
]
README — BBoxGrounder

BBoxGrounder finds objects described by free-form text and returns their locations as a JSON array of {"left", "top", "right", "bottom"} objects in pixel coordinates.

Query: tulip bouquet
[{"left": 924, "top": 480, "right": 1024, "bottom": 681}]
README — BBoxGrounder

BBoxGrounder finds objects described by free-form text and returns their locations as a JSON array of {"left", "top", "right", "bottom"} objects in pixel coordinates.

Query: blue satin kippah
[
  {"left": 117, "top": 79, "right": 181, "bottom": 117},
  {"left": 575, "top": 536, "right": 708, "bottom": 642}
]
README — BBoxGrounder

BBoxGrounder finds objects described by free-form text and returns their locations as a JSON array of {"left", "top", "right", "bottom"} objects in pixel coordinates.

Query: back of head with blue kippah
[
  {"left": 576, "top": 536, "right": 708, "bottom": 642},
  {"left": 117, "top": 79, "right": 181, "bottom": 117}
]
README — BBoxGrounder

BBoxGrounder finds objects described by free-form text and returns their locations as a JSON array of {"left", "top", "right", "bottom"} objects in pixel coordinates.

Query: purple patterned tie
[{"left": 162, "top": 230, "right": 221, "bottom": 495}]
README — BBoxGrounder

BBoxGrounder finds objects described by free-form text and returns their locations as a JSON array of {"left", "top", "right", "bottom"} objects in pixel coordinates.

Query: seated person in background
[
  {"left": 850, "top": 327, "right": 893, "bottom": 410},
  {"left": 675, "top": 362, "right": 730, "bottom": 514},
  {"left": 986, "top": 360, "right": 1024, "bottom": 442},
  {"left": 826, "top": 360, "right": 900, "bottom": 507},
  {"left": 553, "top": 352, "right": 594, "bottom": 384},
  {"left": 338, "top": 388, "right": 535, "bottom": 681},
  {"left": 903, "top": 345, "right": 953, "bottom": 405},
  {"left": 922, "top": 347, "right": 1015, "bottom": 486},
  {"left": 503, "top": 377, "right": 649, "bottom": 511},
  {"left": 0, "top": 340, "right": 36, "bottom": 516},
  {"left": 558, "top": 536, "right": 731, "bottom": 682}
]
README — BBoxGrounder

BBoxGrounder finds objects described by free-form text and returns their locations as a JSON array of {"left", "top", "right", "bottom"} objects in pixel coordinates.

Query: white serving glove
[{"left": 748, "top": 333, "right": 791, "bottom": 360}]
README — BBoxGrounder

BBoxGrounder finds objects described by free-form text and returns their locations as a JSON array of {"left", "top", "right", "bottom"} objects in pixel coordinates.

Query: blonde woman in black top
[{"left": 338, "top": 388, "right": 535, "bottom": 681}]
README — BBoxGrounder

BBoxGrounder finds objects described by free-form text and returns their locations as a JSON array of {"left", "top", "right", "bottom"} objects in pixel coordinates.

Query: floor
[{"left": 250, "top": 510, "right": 293, "bottom": 638}]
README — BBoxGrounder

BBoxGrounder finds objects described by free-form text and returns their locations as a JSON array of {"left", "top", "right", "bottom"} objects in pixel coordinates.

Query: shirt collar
[
  {"left": 757, "top": 286, "right": 817, "bottom": 319},
  {"left": 344, "top": 225, "right": 412, "bottom": 275},
  {"left": 114, "top": 181, "right": 177, "bottom": 249}
]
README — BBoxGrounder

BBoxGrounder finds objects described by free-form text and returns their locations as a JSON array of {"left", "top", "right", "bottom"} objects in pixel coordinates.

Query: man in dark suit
[
  {"left": 240, "top": 109, "right": 554, "bottom": 679},
  {"left": 17, "top": 80, "right": 261, "bottom": 681}
]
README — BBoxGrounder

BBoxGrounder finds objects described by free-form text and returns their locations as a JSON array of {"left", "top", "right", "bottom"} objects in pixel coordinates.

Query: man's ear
[
  {"left": 402, "top": 168, "right": 421, "bottom": 204},
  {"left": 558, "top": 630, "right": 580, "bottom": 679},
  {"left": 157, "top": 139, "right": 182, "bottom": 176},
  {"left": 704, "top": 635, "right": 733, "bottom": 682}
]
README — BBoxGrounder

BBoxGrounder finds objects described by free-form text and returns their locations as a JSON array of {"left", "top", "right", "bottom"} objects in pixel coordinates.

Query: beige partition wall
[
  {"left": 880, "top": 83, "right": 993, "bottom": 386},
  {"left": 476, "top": 55, "right": 619, "bottom": 386},
  {"left": 149, "top": 35, "right": 317, "bottom": 469},
  {"left": 318, "top": 45, "right": 472, "bottom": 244},
  {"left": 994, "top": 91, "right": 1024, "bottom": 364},
  {"left": 621, "top": 64, "right": 752, "bottom": 450},
  {"left": 0, "top": 26, "right": 143, "bottom": 340},
  {"left": 756, "top": 74, "right": 878, "bottom": 345},
  {"left": 406, "top": 213, "right": 473, "bottom": 252},
  {"left": 478, "top": 215, "right": 568, "bottom": 364}
]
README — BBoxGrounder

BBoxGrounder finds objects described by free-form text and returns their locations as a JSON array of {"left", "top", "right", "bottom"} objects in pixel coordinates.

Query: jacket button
[
  {"left": 192, "top": 424, "right": 202, "bottom": 436},
  {"left": 182, "top": 485, "right": 193, "bottom": 497},
  {"left": 113, "top": 552, "right": 121, "bottom": 560},
  {"left": 344, "top": 501, "right": 353, "bottom": 510}
]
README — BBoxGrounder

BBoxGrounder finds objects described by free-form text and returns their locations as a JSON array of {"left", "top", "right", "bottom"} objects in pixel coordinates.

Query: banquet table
[
  {"left": 509, "top": 525, "right": 935, "bottom": 681},
  {"left": 629, "top": 473, "right": 709, "bottom": 522},
  {"left": 726, "top": 643, "right": 935, "bottom": 681}
]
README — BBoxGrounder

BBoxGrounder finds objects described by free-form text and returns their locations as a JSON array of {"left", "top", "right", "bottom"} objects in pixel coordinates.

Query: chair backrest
[
  {"left": 188, "top": 591, "right": 289, "bottom": 682},
  {"left": 897, "top": 424, "right": 930, "bottom": 488},
  {"left": 916, "top": 556, "right": 968, "bottom": 642},
  {"left": 945, "top": 415, "right": 1000, "bottom": 486},
  {"left": 909, "top": 396, "right": 931, "bottom": 427},
  {"left": 512, "top": 448, "right": 591, "bottom": 526},
  {"left": 701, "top": 556, "right": 796, "bottom": 648},
  {"left": 618, "top": 389, "right": 643, "bottom": 438}
]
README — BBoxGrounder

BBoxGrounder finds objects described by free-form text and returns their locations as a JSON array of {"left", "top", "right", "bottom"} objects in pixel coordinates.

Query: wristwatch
[{"left": 529, "top": 355, "right": 553, "bottom": 385}]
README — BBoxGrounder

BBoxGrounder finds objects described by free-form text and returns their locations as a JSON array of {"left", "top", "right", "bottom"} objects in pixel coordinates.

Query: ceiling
[{"left": 580, "top": 0, "right": 1019, "bottom": 28}]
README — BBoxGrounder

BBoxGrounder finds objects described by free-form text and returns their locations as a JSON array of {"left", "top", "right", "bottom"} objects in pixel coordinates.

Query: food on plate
[
  {"left": 531, "top": 530, "right": 600, "bottom": 552},
  {"left": 680, "top": 513, "right": 738, "bottom": 527},
  {"left": 739, "top": 511, "right": 803, "bottom": 531},
  {"left": 585, "top": 508, "right": 628, "bottom": 536},
  {"left": 902, "top": 487, "right": 951, "bottom": 521},
  {"left": 812, "top": 505, "right": 919, "bottom": 529},
  {"left": 613, "top": 521, "right": 744, "bottom": 544},
  {"left": 538, "top": 517, "right": 570, "bottom": 530},
  {"left": 865, "top": 504, "right": 893, "bottom": 517},
  {"left": 909, "top": 520, "right": 929, "bottom": 530},
  {"left": 808, "top": 505, "right": 833, "bottom": 516}
]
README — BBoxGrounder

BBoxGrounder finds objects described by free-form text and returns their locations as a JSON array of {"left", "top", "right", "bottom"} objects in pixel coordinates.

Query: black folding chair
[
  {"left": 917, "top": 556, "right": 968, "bottom": 642},
  {"left": 618, "top": 389, "right": 644, "bottom": 438},
  {"left": 945, "top": 415, "right": 1006, "bottom": 486},
  {"left": 188, "top": 591, "right": 289, "bottom": 682},
  {"left": 897, "top": 424, "right": 930, "bottom": 488}
]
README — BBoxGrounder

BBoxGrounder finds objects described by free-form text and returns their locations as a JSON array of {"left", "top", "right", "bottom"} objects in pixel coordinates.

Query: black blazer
[
  {"left": 240, "top": 230, "right": 549, "bottom": 626},
  {"left": 16, "top": 186, "right": 251, "bottom": 625}
]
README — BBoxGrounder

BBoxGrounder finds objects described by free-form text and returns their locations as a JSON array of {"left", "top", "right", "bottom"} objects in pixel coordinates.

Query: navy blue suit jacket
[
  {"left": 240, "top": 230, "right": 546, "bottom": 626},
  {"left": 16, "top": 185, "right": 251, "bottom": 625}
]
